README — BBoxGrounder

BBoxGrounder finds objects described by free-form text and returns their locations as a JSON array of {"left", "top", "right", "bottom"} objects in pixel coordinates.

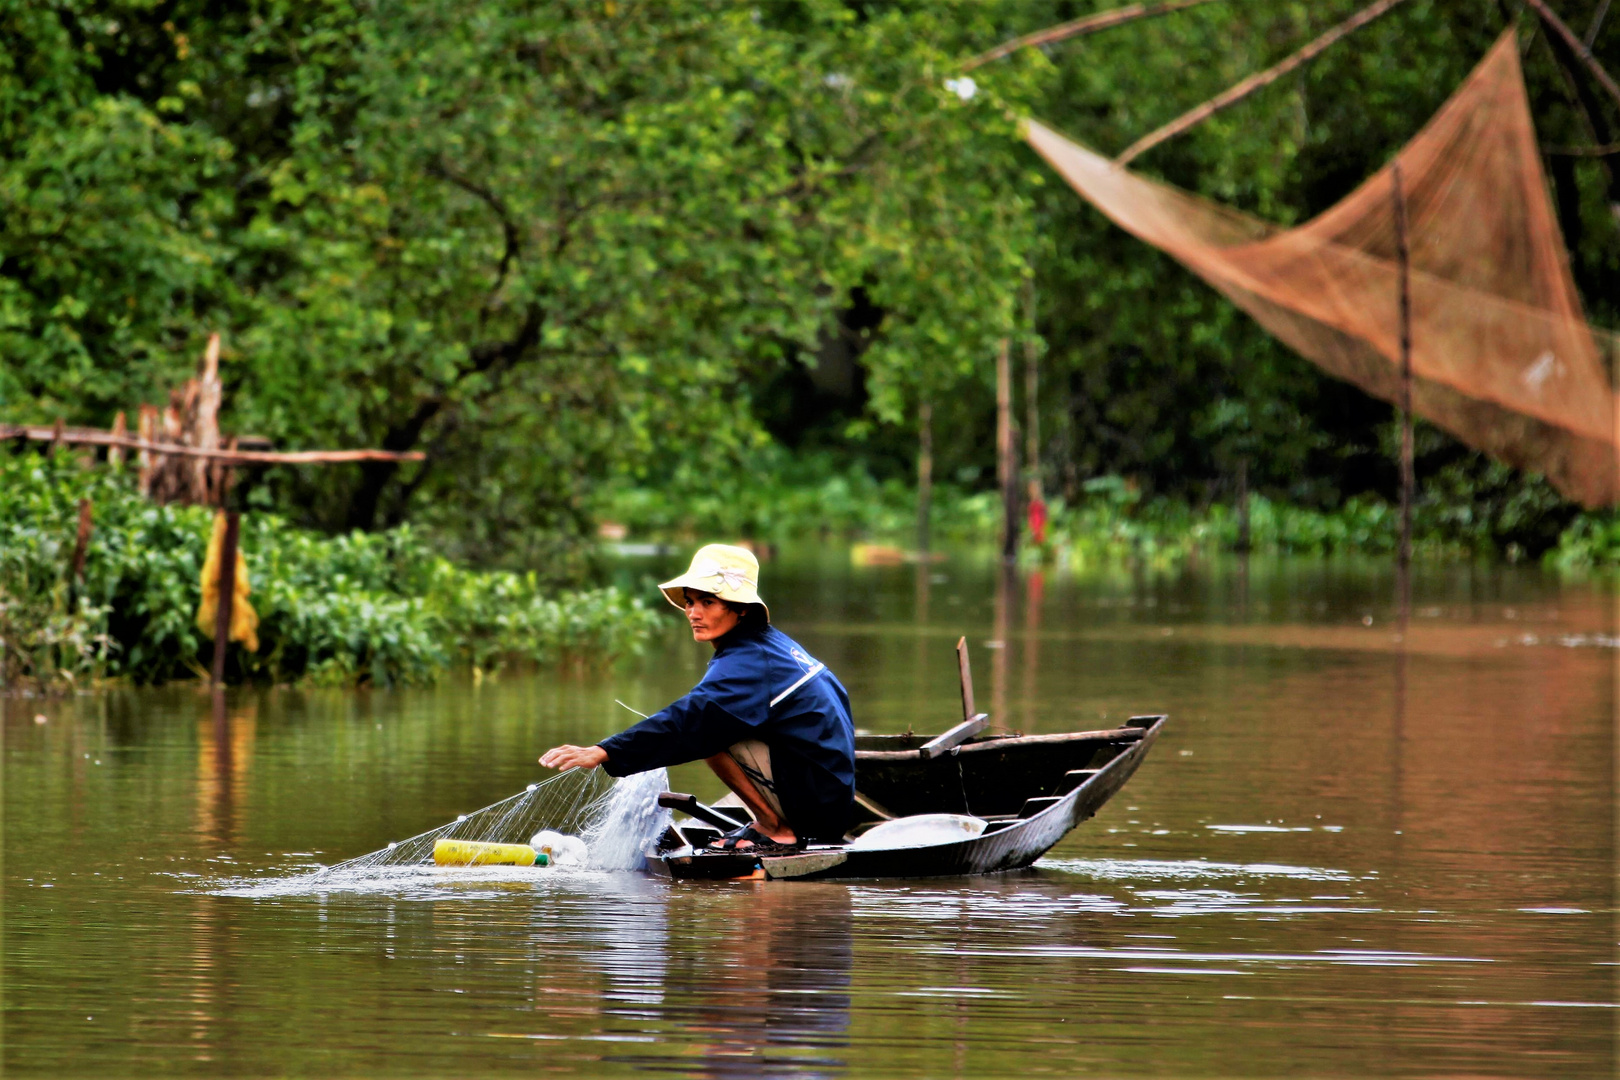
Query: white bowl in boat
[{"left": 848, "top": 814, "right": 988, "bottom": 851}]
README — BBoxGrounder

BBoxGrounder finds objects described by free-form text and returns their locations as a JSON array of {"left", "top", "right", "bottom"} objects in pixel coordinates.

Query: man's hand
[{"left": 540, "top": 744, "right": 609, "bottom": 771}]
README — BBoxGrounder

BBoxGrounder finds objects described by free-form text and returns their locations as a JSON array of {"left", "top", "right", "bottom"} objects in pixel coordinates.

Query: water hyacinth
[{"left": 0, "top": 452, "right": 663, "bottom": 690}]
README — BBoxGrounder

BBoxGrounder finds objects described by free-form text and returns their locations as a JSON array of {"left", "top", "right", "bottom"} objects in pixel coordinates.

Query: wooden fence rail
[{"left": 1, "top": 424, "right": 424, "bottom": 465}]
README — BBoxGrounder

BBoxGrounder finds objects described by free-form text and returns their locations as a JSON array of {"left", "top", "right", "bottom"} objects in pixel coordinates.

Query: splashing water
[
  {"left": 583, "top": 769, "right": 673, "bottom": 871},
  {"left": 217, "top": 767, "right": 675, "bottom": 898}
]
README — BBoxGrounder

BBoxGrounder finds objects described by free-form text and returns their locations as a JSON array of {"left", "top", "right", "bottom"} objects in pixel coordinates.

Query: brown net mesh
[{"left": 1026, "top": 31, "right": 1620, "bottom": 506}]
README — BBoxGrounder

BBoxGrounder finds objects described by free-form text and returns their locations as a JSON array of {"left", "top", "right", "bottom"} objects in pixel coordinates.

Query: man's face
[{"left": 683, "top": 589, "right": 740, "bottom": 642}]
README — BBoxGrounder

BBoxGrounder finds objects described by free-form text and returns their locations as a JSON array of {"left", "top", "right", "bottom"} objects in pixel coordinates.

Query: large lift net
[{"left": 1026, "top": 31, "right": 1620, "bottom": 506}]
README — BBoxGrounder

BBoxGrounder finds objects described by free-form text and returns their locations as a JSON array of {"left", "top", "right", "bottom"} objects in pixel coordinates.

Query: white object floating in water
[
  {"left": 849, "top": 814, "right": 988, "bottom": 851},
  {"left": 529, "top": 829, "right": 589, "bottom": 867}
]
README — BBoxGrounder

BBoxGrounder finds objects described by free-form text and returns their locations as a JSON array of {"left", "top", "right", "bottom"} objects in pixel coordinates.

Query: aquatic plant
[{"left": 0, "top": 451, "right": 664, "bottom": 691}]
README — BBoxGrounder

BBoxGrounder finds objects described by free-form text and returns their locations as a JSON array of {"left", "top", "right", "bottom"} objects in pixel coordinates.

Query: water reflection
[
  {"left": 4, "top": 552, "right": 1615, "bottom": 1077},
  {"left": 610, "top": 885, "right": 852, "bottom": 1077}
]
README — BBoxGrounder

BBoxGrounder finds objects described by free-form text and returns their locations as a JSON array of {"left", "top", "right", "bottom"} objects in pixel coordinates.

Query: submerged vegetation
[{"left": 0, "top": 453, "right": 663, "bottom": 693}]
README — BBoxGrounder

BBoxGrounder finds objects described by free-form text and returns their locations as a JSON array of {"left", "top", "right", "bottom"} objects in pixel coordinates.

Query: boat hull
[{"left": 650, "top": 714, "right": 1166, "bottom": 882}]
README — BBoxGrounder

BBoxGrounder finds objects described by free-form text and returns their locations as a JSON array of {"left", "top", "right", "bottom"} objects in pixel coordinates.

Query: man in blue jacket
[{"left": 540, "top": 545, "right": 856, "bottom": 851}]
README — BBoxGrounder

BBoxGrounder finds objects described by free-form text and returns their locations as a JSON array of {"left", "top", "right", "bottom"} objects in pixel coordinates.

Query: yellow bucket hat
[{"left": 659, "top": 544, "right": 768, "bottom": 620}]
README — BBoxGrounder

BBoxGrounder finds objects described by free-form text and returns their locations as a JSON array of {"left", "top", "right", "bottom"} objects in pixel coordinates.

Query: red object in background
[{"left": 1028, "top": 497, "right": 1048, "bottom": 545}]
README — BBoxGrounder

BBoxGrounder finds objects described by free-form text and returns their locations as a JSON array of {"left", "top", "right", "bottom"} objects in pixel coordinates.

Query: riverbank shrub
[
  {"left": 1546, "top": 512, "right": 1620, "bottom": 571},
  {"left": 596, "top": 462, "right": 1551, "bottom": 565},
  {"left": 601, "top": 452, "right": 1620, "bottom": 574},
  {"left": 0, "top": 453, "right": 664, "bottom": 692}
]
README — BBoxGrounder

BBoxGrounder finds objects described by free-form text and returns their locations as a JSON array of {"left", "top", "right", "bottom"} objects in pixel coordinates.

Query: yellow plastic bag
[{"left": 196, "top": 511, "right": 259, "bottom": 653}]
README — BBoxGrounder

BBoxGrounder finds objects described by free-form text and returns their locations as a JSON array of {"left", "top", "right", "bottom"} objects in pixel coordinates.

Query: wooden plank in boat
[
  {"left": 761, "top": 849, "right": 849, "bottom": 879},
  {"left": 918, "top": 713, "right": 988, "bottom": 759},
  {"left": 855, "top": 726, "right": 1146, "bottom": 762}
]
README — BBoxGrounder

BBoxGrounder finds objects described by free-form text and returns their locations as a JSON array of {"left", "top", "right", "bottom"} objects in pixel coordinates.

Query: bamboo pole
[
  {"left": 108, "top": 411, "right": 126, "bottom": 470},
  {"left": 1586, "top": 0, "right": 1612, "bottom": 48},
  {"left": 136, "top": 405, "right": 157, "bottom": 496},
  {"left": 1544, "top": 141, "right": 1620, "bottom": 156},
  {"left": 1525, "top": 0, "right": 1620, "bottom": 111},
  {"left": 194, "top": 333, "right": 222, "bottom": 504},
  {"left": 212, "top": 510, "right": 240, "bottom": 687},
  {"left": 964, "top": 0, "right": 1223, "bottom": 71},
  {"left": 1117, "top": 0, "right": 1410, "bottom": 166},
  {"left": 996, "top": 339, "right": 1018, "bottom": 562},
  {"left": 917, "top": 399, "right": 933, "bottom": 554},
  {"left": 0, "top": 424, "right": 424, "bottom": 465},
  {"left": 1392, "top": 161, "right": 1414, "bottom": 618}
]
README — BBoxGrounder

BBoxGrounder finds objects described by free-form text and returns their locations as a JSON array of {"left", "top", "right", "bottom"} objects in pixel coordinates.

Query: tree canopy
[{"left": 4, "top": 1, "right": 1617, "bottom": 560}]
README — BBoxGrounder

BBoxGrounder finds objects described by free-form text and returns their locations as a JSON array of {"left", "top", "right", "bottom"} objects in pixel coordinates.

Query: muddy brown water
[{"left": 4, "top": 548, "right": 1615, "bottom": 1076}]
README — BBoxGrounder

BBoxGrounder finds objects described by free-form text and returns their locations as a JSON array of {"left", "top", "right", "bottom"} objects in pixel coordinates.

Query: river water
[{"left": 4, "top": 548, "right": 1615, "bottom": 1076}]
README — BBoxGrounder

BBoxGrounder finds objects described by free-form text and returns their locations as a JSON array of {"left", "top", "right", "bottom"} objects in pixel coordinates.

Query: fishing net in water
[
  {"left": 1025, "top": 30, "right": 1620, "bottom": 506},
  {"left": 320, "top": 767, "right": 673, "bottom": 876}
]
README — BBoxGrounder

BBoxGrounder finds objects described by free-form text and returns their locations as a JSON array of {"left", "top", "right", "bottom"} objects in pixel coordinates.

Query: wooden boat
[{"left": 647, "top": 713, "right": 1166, "bottom": 881}]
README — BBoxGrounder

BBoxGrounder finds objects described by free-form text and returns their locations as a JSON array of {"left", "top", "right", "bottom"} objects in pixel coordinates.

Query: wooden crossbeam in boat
[
  {"left": 918, "top": 712, "right": 989, "bottom": 760},
  {"left": 1017, "top": 796, "right": 1064, "bottom": 819},
  {"left": 1058, "top": 768, "right": 1101, "bottom": 794}
]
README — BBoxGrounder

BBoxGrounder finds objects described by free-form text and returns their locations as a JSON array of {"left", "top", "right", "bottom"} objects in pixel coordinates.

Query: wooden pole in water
[
  {"left": 917, "top": 398, "right": 933, "bottom": 554},
  {"left": 997, "top": 339, "right": 1018, "bottom": 562},
  {"left": 1235, "top": 458, "right": 1251, "bottom": 554},
  {"left": 1024, "top": 285, "right": 1042, "bottom": 511},
  {"left": 1391, "top": 161, "right": 1414, "bottom": 621},
  {"left": 211, "top": 510, "right": 240, "bottom": 687},
  {"left": 956, "top": 636, "right": 975, "bottom": 724}
]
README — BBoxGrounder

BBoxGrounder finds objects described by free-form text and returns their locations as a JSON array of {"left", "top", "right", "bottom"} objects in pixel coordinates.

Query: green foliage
[
  {"left": 3, "top": 0, "right": 1044, "bottom": 560},
  {"left": 3, "top": 1, "right": 1616, "bottom": 563},
  {"left": 598, "top": 449, "right": 920, "bottom": 542},
  {"left": 1546, "top": 511, "right": 1620, "bottom": 571},
  {"left": 597, "top": 453, "right": 1601, "bottom": 571},
  {"left": 0, "top": 451, "right": 662, "bottom": 691}
]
